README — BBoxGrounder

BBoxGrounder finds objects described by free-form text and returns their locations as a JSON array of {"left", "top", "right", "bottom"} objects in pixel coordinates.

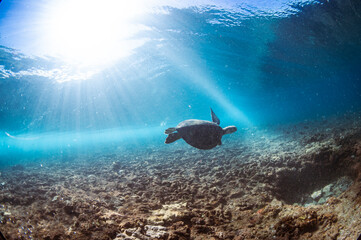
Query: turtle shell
[{"left": 176, "top": 119, "right": 223, "bottom": 150}]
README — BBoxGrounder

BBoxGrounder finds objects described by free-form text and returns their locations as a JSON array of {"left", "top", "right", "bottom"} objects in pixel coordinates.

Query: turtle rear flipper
[
  {"left": 165, "top": 127, "right": 177, "bottom": 134},
  {"left": 165, "top": 133, "right": 181, "bottom": 144}
]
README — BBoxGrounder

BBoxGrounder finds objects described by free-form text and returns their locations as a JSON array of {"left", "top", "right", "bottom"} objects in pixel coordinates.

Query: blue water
[{"left": 1, "top": 0, "right": 361, "bottom": 166}]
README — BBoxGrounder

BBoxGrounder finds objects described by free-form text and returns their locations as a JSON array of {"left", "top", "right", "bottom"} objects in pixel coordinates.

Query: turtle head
[{"left": 223, "top": 126, "right": 237, "bottom": 135}]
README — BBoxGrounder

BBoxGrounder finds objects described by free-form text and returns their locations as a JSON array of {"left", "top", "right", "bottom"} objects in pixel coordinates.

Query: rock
[
  {"left": 275, "top": 210, "right": 318, "bottom": 238},
  {"left": 334, "top": 176, "right": 352, "bottom": 194},
  {"left": 322, "top": 184, "right": 333, "bottom": 197},
  {"left": 191, "top": 217, "right": 205, "bottom": 225},
  {"left": 148, "top": 203, "right": 189, "bottom": 225},
  {"left": 304, "top": 196, "right": 315, "bottom": 206},
  {"left": 169, "top": 221, "right": 190, "bottom": 239},
  {"left": 269, "top": 199, "right": 283, "bottom": 208},
  {"left": 318, "top": 197, "right": 327, "bottom": 204},
  {"left": 311, "top": 190, "right": 322, "bottom": 200},
  {"left": 145, "top": 225, "right": 168, "bottom": 239},
  {"left": 229, "top": 190, "right": 244, "bottom": 199},
  {"left": 120, "top": 221, "right": 136, "bottom": 229},
  {"left": 193, "top": 225, "right": 213, "bottom": 234}
]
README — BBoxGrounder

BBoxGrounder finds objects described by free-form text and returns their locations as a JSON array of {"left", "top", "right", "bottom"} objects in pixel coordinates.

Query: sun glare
[{"left": 41, "top": 0, "right": 148, "bottom": 66}]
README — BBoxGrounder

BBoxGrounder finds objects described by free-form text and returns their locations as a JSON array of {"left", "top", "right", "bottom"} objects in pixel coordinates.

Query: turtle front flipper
[
  {"left": 165, "top": 127, "right": 177, "bottom": 134},
  {"left": 165, "top": 132, "right": 181, "bottom": 144}
]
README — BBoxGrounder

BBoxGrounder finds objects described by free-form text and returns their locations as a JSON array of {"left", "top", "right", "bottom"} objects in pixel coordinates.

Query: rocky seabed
[{"left": 1, "top": 114, "right": 361, "bottom": 239}]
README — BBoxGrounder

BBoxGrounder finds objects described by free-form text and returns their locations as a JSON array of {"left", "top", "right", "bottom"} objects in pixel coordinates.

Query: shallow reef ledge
[{"left": 1, "top": 114, "right": 361, "bottom": 239}]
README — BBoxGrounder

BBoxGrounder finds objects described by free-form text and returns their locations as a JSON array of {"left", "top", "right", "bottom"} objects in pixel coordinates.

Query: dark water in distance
[{"left": 0, "top": 0, "right": 361, "bottom": 165}]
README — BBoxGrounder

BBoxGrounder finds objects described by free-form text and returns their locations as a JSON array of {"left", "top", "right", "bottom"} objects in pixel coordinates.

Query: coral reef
[{"left": 0, "top": 113, "right": 361, "bottom": 239}]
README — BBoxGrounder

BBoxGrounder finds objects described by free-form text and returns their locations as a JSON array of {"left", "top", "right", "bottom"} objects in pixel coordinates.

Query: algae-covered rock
[
  {"left": 322, "top": 184, "right": 333, "bottom": 197},
  {"left": 311, "top": 190, "right": 322, "bottom": 200}
]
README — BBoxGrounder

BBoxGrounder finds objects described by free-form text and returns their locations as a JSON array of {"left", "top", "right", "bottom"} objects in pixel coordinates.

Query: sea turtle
[{"left": 164, "top": 108, "right": 237, "bottom": 150}]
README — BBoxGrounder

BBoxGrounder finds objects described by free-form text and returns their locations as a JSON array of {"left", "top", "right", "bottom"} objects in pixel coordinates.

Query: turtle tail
[{"left": 165, "top": 133, "right": 181, "bottom": 144}]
